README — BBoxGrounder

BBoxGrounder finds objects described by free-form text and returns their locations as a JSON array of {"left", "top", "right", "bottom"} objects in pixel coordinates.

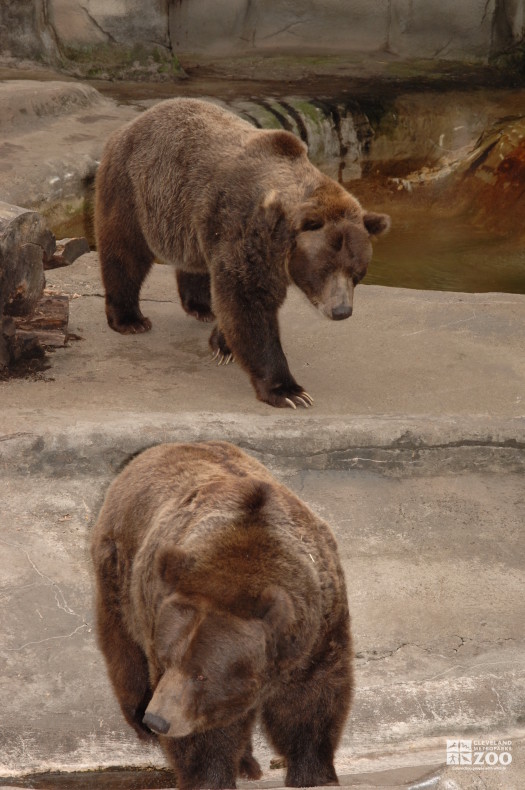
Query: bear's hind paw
[{"left": 239, "top": 754, "right": 263, "bottom": 780}]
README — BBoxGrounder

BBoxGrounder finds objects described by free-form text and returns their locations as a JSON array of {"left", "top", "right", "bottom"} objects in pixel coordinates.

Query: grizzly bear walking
[
  {"left": 95, "top": 98, "right": 389, "bottom": 408},
  {"left": 91, "top": 441, "right": 353, "bottom": 789}
]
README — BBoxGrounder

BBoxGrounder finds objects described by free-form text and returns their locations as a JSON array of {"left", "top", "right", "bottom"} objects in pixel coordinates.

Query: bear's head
[
  {"left": 143, "top": 600, "right": 267, "bottom": 738},
  {"left": 288, "top": 184, "right": 390, "bottom": 320},
  {"left": 143, "top": 548, "right": 303, "bottom": 739}
]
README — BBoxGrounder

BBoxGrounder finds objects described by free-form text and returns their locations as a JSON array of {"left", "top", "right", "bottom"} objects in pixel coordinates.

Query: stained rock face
[{"left": 0, "top": 1, "right": 524, "bottom": 69}]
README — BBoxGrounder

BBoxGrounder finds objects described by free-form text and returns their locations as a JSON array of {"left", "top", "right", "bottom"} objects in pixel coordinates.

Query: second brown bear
[
  {"left": 91, "top": 441, "right": 353, "bottom": 789},
  {"left": 95, "top": 98, "right": 390, "bottom": 408}
]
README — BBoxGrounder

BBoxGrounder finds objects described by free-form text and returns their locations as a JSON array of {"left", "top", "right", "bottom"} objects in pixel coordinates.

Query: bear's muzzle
[
  {"left": 144, "top": 668, "right": 195, "bottom": 738},
  {"left": 143, "top": 711, "right": 170, "bottom": 735},
  {"left": 319, "top": 274, "right": 354, "bottom": 321}
]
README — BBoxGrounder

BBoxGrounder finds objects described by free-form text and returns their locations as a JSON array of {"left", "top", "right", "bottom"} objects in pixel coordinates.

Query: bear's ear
[
  {"left": 363, "top": 212, "right": 391, "bottom": 237},
  {"left": 156, "top": 545, "right": 195, "bottom": 590},
  {"left": 257, "top": 585, "right": 301, "bottom": 668}
]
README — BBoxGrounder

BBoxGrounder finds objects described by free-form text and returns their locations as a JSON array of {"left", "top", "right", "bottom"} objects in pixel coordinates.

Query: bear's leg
[
  {"left": 176, "top": 270, "right": 215, "bottom": 323},
  {"left": 99, "top": 617, "right": 154, "bottom": 742},
  {"left": 160, "top": 715, "right": 255, "bottom": 790},
  {"left": 239, "top": 737, "right": 263, "bottom": 780},
  {"left": 93, "top": 544, "right": 154, "bottom": 741},
  {"left": 209, "top": 291, "right": 313, "bottom": 408},
  {"left": 98, "top": 209, "right": 155, "bottom": 334},
  {"left": 262, "top": 632, "right": 352, "bottom": 786}
]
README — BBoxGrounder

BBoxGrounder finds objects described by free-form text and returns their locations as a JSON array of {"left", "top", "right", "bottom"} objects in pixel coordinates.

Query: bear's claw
[
  {"left": 267, "top": 388, "right": 313, "bottom": 409},
  {"left": 212, "top": 350, "right": 235, "bottom": 365},
  {"left": 284, "top": 392, "right": 313, "bottom": 409}
]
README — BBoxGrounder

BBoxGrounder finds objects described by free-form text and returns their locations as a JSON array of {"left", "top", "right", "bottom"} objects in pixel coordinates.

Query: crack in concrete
[
  {"left": 426, "top": 657, "right": 521, "bottom": 683},
  {"left": 0, "top": 535, "right": 89, "bottom": 651},
  {"left": 70, "top": 291, "right": 174, "bottom": 304},
  {"left": 5, "top": 623, "right": 89, "bottom": 652},
  {"left": 356, "top": 634, "right": 520, "bottom": 665},
  {"left": 356, "top": 642, "right": 413, "bottom": 661},
  {"left": 402, "top": 312, "right": 478, "bottom": 335},
  {"left": 241, "top": 438, "right": 525, "bottom": 458}
]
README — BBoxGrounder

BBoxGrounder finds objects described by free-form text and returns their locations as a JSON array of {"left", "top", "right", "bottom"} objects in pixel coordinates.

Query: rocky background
[{"left": 1, "top": 0, "right": 524, "bottom": 78}]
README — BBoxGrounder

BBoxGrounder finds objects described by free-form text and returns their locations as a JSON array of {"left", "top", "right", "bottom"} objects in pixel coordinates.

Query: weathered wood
[
  {"left": 45, "top": 236, "right": 90, "bottom": 269},
  {"left": 0, "top": 201, "right": 55, "bottom": 317},
  {"left": 14, "top": 294, "right": 69, "bottom": 336},
  {"left": 2, "top": 294, "right": 69, "bottom": 364}
]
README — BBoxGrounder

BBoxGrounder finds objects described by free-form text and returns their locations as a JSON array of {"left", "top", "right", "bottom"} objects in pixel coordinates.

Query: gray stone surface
[
  {"left": 0, "top": 81, "right": 140, "bottom": 208},
  {"left": 1, "top": 0, "right": 524, "bottom": 68}
]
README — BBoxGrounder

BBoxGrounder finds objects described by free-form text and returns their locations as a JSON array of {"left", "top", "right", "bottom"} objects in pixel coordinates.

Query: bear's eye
[
  {"left": 301, "top": 218, "right": 324, "bottom": 232},
  {"left": 195, "top": 674, "right": 207, "bottom": 682}
]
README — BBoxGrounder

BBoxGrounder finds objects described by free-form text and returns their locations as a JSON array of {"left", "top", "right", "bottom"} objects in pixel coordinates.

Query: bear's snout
[
  {"left": 331, "top": 304, "right": 353, "bottom": 320},
  {"left": 318, "top": 273, "right": 354, "bottom": 321},
  {"left": 144, "top": 668, "right": 195, "bottom": 738},
  {"left": 143, "top": 711, "right": 170, "bottom": 735}
]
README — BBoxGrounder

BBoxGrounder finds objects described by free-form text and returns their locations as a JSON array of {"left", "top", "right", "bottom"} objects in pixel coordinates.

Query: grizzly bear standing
[
  {"left": 91, "top": 441, "right": 352, "bottom": 789},
  {"left": 95, "top": 98, "right": 389, "bottom": 408}
]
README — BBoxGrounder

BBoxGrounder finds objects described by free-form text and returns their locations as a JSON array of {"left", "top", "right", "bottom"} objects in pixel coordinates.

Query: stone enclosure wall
[{"left": 0, "top": 0, "right": 524, "bottom": 71}]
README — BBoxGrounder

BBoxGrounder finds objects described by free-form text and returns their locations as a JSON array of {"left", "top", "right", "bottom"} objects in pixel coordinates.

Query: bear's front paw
[
  {"left": 106, "top": 305, "right": 152, "bottom": 335},
  {"left": 259, "top": 383, "right": 314, "bottom": 410},
  {"left": 209, "top": 326, "right": 234, "bottom": 365}
]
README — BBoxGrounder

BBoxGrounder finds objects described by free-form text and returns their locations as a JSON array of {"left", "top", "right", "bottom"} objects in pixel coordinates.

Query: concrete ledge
[{"left": 1, "top": 413, "right": 525, "bottom": 477}]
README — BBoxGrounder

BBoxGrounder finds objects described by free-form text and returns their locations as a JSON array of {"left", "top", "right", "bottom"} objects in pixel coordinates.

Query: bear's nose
[
  {"left": 143, "top": 711, "right": 170, "bottom": 735},
  {"left": 331, "top": 304, "right": 353, "bottom": 320}
]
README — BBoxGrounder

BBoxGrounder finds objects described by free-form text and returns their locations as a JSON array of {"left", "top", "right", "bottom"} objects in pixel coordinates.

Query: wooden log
[
  {"left": 0, "top": 201, "right": 55, "bottom": 317},
  {"left": 45, "top": 237, "right": 90, "bottom": 270},
  {"left": 2, "top": 294, "right": 69, "bottom": 363}
]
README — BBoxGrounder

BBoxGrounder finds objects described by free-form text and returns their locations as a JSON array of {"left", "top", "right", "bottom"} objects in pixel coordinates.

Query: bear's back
[{"left": 97, "top": 442, "right": 346, "bottom": 626}]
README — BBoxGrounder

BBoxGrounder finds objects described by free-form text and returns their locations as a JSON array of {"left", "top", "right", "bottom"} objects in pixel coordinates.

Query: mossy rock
[{"left": 59, "top": 43, "right": 186, "bottom": 82}]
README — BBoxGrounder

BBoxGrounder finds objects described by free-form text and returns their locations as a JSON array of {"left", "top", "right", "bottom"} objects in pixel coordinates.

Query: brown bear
[
  {"left": 95, "top": 98, "right": 390, "bottom": 408},
  {"left": 91, "top": 441, "right": 352, "bottom": 789}
]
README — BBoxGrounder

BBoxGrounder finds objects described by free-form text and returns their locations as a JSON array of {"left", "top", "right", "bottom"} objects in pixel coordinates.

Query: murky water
[
  {"left": 0, "top": 767, "right": 175, "bottom": 790},
  {"left": 363, "top": 205, "right": 525, "bottom": 294},
  {"left": 53, "top": 199, "right": 525, "bottom": 296}
]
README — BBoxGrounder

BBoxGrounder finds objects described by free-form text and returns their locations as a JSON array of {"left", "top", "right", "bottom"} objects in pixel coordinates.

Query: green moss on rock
[{"left": 59, "top": 43, "right": 185, "bottom": 81}]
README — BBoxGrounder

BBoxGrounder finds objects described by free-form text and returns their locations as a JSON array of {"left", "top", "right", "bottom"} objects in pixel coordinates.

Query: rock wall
[
  {"left": 0, "top": 0, "right": 524, "bottom": 69},
  {"left": 170, "top": 0, "right": 506, "bottom": 60}
]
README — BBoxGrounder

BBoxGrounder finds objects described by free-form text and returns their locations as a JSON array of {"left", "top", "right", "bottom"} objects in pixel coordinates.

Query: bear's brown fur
[
  {"left": 95, "top": 98, "right": 389, "bottom": 408},
  {"left": 91, "top": 441, "right": 352, "bottom": 789}
]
